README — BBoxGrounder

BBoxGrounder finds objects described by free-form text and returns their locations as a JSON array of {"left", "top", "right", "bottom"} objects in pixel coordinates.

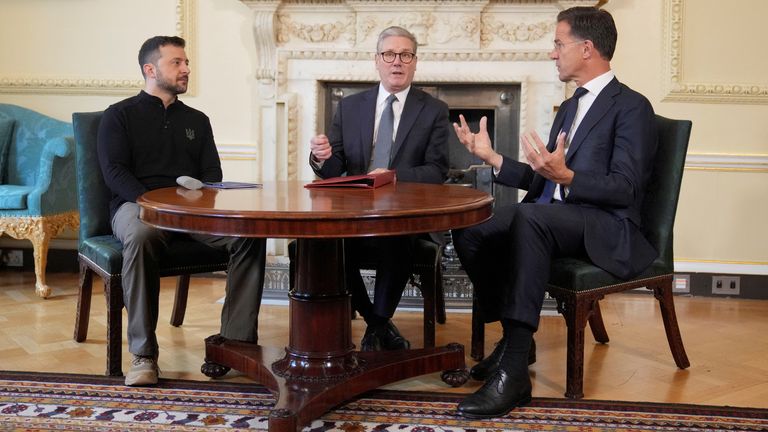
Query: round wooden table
[{"left": 138, "top": 181, "right": 493, "bottom": 432}]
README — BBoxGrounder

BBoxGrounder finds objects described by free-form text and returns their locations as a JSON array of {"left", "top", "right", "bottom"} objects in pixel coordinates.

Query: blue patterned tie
[
  {"left": 536, "top": 87, "right": 588, "bottom": 203},
  {"left": 371, "top": 94, "right": 398, "bottom": 170}
]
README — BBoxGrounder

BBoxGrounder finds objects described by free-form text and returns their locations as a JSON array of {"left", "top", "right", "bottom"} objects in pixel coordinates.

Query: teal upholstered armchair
[{"left": 0, "top": 104, "right": 79, "bottom": 298}]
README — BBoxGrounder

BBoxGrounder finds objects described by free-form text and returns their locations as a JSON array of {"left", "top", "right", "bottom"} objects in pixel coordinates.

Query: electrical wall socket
[
  {"left": 673, "top": 274, "right": 690, "bottom": 293},
  {"left": 3, "top": 249, "right": 24, "bottom": 267},
  {"left": 712, "top": 275, "right": 740, "bottom": 296}
]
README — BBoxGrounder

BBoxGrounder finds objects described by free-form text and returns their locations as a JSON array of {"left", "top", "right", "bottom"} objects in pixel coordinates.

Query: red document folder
[{"left": 305, "top": 171, "right": 395, "bottom": 189}]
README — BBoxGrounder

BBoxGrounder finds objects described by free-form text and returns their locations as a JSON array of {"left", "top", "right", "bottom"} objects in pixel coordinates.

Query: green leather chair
[
  {"left": 471, "top": 115, "right": 692, "bottom": 399},
  {"left": 71, "top": 111, "right": 230, "bottom": 376}
]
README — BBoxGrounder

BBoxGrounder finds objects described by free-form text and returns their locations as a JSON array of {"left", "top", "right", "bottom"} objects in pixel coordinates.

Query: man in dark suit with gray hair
[
  {"left": 452, "top": 6, "right": 658, "bottom": 418},
  {"left": 309, "top": 26, "right": 449, "bottom": 352}
]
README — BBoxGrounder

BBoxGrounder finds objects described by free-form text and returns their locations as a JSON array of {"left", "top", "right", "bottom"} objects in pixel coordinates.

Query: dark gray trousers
[{"left": 112, "top": 202, "right": 266, "bottom": 357}]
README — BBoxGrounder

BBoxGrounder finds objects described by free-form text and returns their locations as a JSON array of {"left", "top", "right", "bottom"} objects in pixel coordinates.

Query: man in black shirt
[{"left": 98, "top": 36, "right": 266, "bottom": 386}]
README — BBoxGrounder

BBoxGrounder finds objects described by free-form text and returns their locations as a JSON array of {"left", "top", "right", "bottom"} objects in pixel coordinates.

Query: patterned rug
[{"left": 1, "top": 371, "right": 767, "bottom": 431}]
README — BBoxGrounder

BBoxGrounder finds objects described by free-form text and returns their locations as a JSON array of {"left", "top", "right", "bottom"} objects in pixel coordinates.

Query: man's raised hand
[
  {"left": 452, "top": 114, "right": 502, "bottom": 170},
  {"left": 310, "top": 134, "right": 332, "bottom": 162}
]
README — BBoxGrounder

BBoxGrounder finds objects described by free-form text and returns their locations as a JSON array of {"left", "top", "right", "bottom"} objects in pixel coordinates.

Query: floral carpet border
[{"left": 2, "top": 371, "right": 767, "bottom": 431}]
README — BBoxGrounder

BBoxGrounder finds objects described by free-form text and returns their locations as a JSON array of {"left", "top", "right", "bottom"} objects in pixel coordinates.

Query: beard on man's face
[{"left": 156, "top": 72, "right": 188, "bottom": 95}]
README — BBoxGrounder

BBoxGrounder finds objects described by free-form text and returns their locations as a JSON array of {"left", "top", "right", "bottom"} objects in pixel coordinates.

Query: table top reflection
[{"left": 138, "top": 181, "right": 493, "bottom": 238}]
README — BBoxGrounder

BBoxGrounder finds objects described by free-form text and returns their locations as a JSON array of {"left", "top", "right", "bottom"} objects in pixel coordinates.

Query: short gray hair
[{"left": 376, "top": 26, "right": 418, "bottom": 54}]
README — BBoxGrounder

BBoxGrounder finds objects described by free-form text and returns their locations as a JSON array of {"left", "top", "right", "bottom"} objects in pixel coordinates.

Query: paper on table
[{"left": 204, "top": 181, "right": 262, "bottom": 189}]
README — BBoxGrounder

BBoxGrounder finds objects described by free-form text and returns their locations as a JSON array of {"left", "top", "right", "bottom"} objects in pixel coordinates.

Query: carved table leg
[{"left": 204, "top": 238, "right": 467, "bottom": 432}]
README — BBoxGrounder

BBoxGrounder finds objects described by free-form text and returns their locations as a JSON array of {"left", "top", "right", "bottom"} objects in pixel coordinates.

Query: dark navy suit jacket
[
  {"left": 496, "top": 78, "right": 658, "bottom": 279},
  {"left": 313, "top": 86, "right": 449, "bottom": 184}
]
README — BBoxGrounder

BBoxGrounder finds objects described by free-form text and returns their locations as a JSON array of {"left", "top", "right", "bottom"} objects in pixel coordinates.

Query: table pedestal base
[{"left": 203, "top": 337, "right": 467, "bottom": 432}]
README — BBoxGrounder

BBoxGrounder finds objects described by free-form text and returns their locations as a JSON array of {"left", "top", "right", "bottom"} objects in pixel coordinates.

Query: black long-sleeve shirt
[{"left": 97, "top": 91, "right": 222, "bottom": 220}]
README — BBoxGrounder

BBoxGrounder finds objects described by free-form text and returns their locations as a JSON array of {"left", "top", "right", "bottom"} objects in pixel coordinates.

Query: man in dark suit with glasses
[{"left": 308, "top": 26, "right": 449, "bottom": 352}]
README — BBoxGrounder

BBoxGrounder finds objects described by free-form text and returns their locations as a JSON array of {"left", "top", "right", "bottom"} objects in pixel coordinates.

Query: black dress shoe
[
  {"left": 360, "top": 326, "right": 382, "bottom": 351},
  {"left": 457, "top": 369, "right": 532, "bottom": 419},
  {"left": 470, "top": 338, "right": 537, "bottom": 381},
  {"left": 378, "top": 320, "right": 411, "bottom": 350}
]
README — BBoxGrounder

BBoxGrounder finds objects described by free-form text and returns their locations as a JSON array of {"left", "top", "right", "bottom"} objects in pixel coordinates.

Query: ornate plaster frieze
[
  {"left": 431, "top": 15, "right": 480, "bottom": 44},
  {"left": 557, "top": 0, "right": 605, "bottom": 8},
  {"left": 663, "top": 0, "right": 768, "bottom": 104},
  {"left": 0, "top": 0, "right": 196, "bottom": 96},
  {"left": 368, "top": 13, "right": 480, "bottom": 47},
  {"left": 277, "top": 14, "right": 355, "bottom": 44},
  {"left": 357, "top": 12, "right": 436, "bottom": 46},
  {"left": 481, "top": 15, "right": 554, "bottom": 48}
]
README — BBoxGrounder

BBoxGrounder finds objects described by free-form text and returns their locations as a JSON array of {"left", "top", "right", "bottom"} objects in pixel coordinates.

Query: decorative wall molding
[
  {"left": 217, "top": 144, "right": 259, "bottom": 161},
  {"left": 685, "top": 153, "right": 768, "bottom": 173},
  {"left": 662, "top": 0, "right": 768, "bottom": 104},
  {"left": 0, "top": 78, "right": 145, "bottom": 96},
  {"left": 0, "top": 0, "right": 197, "bottom": 96},
  {"left": 177, "top": 0, "right": 198, "bottom": 96},
  {"left": 276, "top": 93, "right": 300, "bottom": 180},
  {"left": 675, "top": 259, "right": 768, "bottom": 276}
]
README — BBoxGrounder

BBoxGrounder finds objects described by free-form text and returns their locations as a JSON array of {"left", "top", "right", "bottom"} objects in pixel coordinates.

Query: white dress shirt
[{"left": 554, "top": 70, "right": 616, "bottom": 201}]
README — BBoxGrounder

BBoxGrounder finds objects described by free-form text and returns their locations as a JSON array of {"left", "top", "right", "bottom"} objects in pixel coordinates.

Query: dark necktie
[
  {"left": 536, "top": 87, "right": 588, "bottom": 203},
  {"left": 371, "top": 94, "right": 398, "bottom": 170}
]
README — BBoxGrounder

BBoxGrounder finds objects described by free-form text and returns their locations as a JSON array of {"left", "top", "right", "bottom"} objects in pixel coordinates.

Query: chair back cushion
[
  {"left": 0, "top": 117, "right": 15, "bottom": 184},
  {"left": 0, "top": 104, "right": 72, "bottom": 187},
  {"left": 640, "top": 115, "right": 692, "bottom": 269},
  {"left": 73, "top": 112, "right": 111, "bottom": 246}
]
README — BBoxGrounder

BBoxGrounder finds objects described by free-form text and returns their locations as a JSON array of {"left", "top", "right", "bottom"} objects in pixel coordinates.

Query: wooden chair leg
[
  {"left": 471, "top": 296, "right": 485, "bottom": 361},
  {"left": 651, "top": 277, "right": 690, "bottom": 369},
  {"left": 435, "top": 266, "right": 447, "bottom": 325},
  {"left": 105, "top": 277, "right": 124, "bottom": 377},
  {"left": 588, "top": 300, "right": 610, "bottom": 344},
  {"left": 74, "top": 262, "right": 93, "bottom": 342},
  {"left": 420, "top": 269, "right": 436, "bottom": 348},
  {"left": 561, "top": 295, "right": 592, "bottom": 399},
  {"left": 170, "top": 275, "right": 190, "bottom": 327}
]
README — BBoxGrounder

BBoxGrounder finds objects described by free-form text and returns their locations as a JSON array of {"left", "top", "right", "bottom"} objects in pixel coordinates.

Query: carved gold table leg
[
  {"left": 31, "top": 220, "right": 53, "bottom": 298},
  {"left": 0, "top": 213, "right": 79, "bottom": 298}
]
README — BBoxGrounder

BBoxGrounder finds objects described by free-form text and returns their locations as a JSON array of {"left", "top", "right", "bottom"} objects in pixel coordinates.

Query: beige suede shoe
[{"left": 125, "top": 354, "right": 159, "bottom": 386}]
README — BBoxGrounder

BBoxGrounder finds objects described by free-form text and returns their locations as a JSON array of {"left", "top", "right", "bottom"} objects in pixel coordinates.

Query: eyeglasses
[
  {"left": 378, "top": 51, "right": 416, "bottom": 64},
  {"left": 552, "top": 39, "right": 585, "bottom": 52}
]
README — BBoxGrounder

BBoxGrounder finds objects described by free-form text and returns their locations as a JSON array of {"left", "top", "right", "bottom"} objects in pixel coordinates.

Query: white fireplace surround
[{"left": 240, "top": 0, "right": 603, "bottom": 183}]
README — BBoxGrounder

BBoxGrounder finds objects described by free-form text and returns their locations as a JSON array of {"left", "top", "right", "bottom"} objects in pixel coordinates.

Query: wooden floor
[{"left": 2, "top": 270, "right": 767, "bottom": 409}]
